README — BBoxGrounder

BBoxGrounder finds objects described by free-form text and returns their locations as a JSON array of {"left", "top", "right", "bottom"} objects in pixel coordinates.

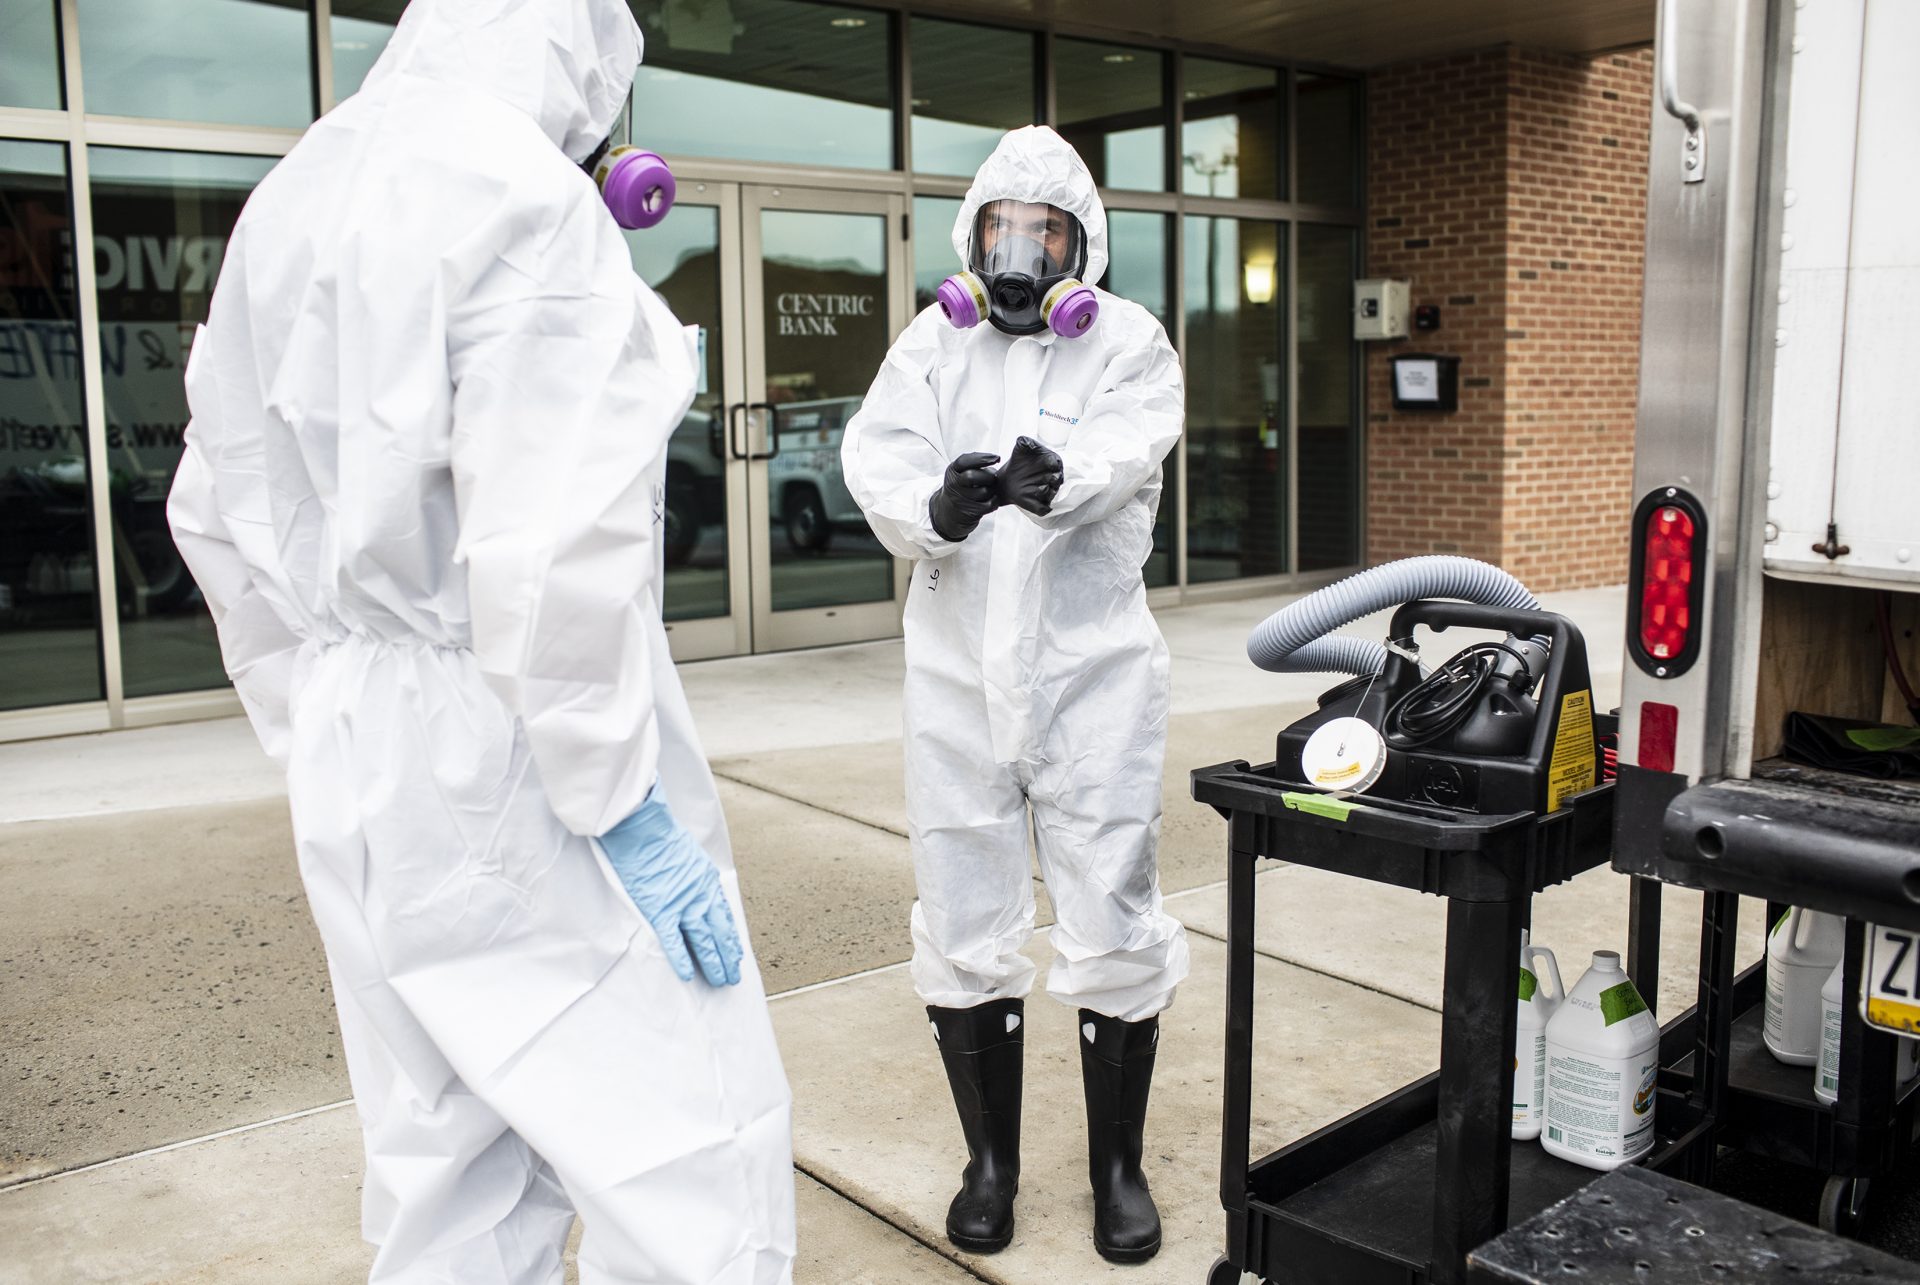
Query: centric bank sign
[{"left": 775, "top": 292, "right": 874, "bottom": 337}]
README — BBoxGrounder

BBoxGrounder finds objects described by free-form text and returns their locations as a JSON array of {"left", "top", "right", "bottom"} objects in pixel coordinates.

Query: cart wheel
[
  {"left": 1206, "top": 1255, "right": 1246, "bottom": 1285},
  {"left": 1818, "top": 1175, "right": 1872, "bottom": 1237}
]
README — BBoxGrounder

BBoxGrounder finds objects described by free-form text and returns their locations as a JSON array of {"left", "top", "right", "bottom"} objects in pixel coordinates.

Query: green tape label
[
  {"left": 1282, "top": 792, "right": 1353, "bottom": 822},
  {"left": 1847, "top": 727, "right": 1920, "bottom": 752},
  {"left": 1518, "top": 967, "right": 1538, "bottom": 1002},
  {"left": 1600, "top": 980, "right": 1649, "bottom": 1026}
]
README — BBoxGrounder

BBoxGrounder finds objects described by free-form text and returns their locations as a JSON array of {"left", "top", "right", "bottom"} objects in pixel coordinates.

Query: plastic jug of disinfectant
[
  {"left": 1542, "top": 950, "right": 1659, "bottom": 1171},
  {"left": 1817, "top": 957, "right": 1844, "bottom": 1105},
  {"left": 1816, "top": 956, "right": 1920, "bottom": 1105},
  {"left": 1766, "top": 907, "right": 1844, "bottom": 1066},
  {"left": 1513, "top": 931, "right": 1565, "bottom": 1141}
]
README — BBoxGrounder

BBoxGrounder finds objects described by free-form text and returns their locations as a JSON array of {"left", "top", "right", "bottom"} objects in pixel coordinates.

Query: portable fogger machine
[{"left": 1246, "top": 556, "right": 1602, "bottom": 816}]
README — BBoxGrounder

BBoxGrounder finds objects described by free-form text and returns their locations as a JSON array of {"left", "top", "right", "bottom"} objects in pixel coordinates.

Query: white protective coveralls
[
  {"left": 841, "top": 126, "right": 1192, "bottom": 1023},
  {"left": 164, "top": 2, "right": 795, "bottom": 1281}
]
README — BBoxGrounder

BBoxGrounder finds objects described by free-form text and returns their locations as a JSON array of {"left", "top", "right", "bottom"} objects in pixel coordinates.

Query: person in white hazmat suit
[
  {"left": 840, "top": 125, "right": 1191, "bottom": 1265},
  {"left": 163, "top": 2, "right": 795, "bottom": 1281}
]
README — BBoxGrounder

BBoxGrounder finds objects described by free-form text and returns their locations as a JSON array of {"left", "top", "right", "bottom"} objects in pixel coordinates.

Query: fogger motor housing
[{"left": 1275, "top": 600, "right": 1601, "bottom": 816}]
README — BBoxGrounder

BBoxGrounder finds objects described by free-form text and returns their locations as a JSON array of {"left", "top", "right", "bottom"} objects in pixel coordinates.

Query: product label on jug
[
  {"left": 1546, "top": 1052, "right": 1656, "bottom": 1162},
  {"left": 1599, "top": 981, "right": 1648, "bottom": 1025},
  {"left": 1819, "top": 997, "right": 1843, "bottom": 1098},
  {"left": 1765, "top": 957, "right": 1788, "bottom": 1045},
  {"left": 1519, "top": 967, "right": 1538, "bottom": 1002},
  {"left": 1514, "top": 1032, "right": 1546, "bottom": 1122}
]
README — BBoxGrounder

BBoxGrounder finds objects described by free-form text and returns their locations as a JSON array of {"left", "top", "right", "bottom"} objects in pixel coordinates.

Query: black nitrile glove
[
  {"left": 996, "top": 436, "right": 1064, "bottom": 516},
  {"left": 929, "top": 451, "right": 1002, "bottom": 541}
]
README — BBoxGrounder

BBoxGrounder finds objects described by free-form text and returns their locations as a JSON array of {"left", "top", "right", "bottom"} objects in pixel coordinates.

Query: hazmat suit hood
[
  {"left": 358, "top": 0, "right": 641, "bottom": 163},
  {"left": 953, "top": 126, "right": 1109, "bottom": 285}
]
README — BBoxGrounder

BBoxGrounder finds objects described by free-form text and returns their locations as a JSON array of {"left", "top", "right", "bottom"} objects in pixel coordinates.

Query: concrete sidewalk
[{"left": 4, "top": 583, "right": 1747, "bottom": 1284}]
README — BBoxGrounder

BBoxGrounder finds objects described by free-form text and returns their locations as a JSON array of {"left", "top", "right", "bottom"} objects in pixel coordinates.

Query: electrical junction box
[{"left": 1354, "top": 278, "right": 1411, "bottom": 340}]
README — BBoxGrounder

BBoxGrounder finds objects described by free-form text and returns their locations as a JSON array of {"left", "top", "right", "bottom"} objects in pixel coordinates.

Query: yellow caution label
[
  {"left": 1866, "top": 996, "right": 1920, "bottom": 1037},
  {"left": 1545, "top": 689, "right": 1598, "bottom": 813}
]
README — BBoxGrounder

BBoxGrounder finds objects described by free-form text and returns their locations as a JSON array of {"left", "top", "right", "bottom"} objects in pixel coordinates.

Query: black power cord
[{"left": 1384, "top": 640, "right": 1539, "bottom": 749}]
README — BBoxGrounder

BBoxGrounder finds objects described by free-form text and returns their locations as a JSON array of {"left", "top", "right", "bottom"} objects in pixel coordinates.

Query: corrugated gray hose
[{"left": 1246, "top": 555, "right": 1540, "bottom": 676}]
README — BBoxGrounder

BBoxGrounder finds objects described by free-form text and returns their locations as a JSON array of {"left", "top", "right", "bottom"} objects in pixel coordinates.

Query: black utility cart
[
  {"left": 1615, "top": 760, "right": 1920, "bottom": 1236},
  {"left": 1192, "top": 601, "right": 1663, "bottom": 1285}
]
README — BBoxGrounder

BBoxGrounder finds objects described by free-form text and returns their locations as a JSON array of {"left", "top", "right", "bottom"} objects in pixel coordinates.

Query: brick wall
[{"left": 1364, "top": 46, "right": 1653, "bottom": 592}]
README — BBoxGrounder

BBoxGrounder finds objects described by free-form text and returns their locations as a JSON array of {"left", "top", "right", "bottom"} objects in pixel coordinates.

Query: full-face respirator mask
[
  {"left": 583, "top": 112, "right": 676, "bottom": 231},
  {"left": 936, "top": 199, "right": 1099, "bottom": 339}
]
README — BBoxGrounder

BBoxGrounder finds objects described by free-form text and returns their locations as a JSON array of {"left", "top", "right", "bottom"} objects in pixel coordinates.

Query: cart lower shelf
[
  {"left": 1667, "top": 1001, "right": 1920, "bottom": 1173},
  {"left": 1239, "top": 1071, "right": 1694, "bottom": 1285},
  {"left": 1253, "top": 1123, "right": 1600, "bottom": 1283}
]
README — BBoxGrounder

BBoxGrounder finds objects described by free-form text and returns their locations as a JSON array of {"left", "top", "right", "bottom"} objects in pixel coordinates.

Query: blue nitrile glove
[{"left": 598, "top": 784, "right": 742, "bottom": 987}]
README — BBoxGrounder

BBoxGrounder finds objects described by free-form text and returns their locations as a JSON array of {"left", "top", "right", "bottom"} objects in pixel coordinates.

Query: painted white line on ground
[{"left": 0, "top": 1099, "right": 355, "bottom": 1194}]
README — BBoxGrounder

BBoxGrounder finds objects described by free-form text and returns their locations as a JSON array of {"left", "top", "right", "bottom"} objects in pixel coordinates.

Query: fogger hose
[{"left": 1245, "top": 555, "right": 1540, "bottom": 677}]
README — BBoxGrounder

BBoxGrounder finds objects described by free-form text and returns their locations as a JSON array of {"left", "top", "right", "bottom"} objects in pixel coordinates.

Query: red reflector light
[
  {"left": 1639, "top": 504, "right": 1696, "bottom": 665},
  {"left": 1639, "top": 701, "right": 1679, "bottom": 773}
]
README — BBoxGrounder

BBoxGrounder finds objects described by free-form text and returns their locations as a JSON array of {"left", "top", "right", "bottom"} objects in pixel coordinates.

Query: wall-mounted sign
[{"left": 1390, "top": 352, "right": 1460, "bottom": 413}]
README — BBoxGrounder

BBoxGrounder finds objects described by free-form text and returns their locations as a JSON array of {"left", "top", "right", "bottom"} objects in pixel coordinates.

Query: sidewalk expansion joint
[
  {"left": 1180, "top": 921, "right": 1443, "bottom": 1015},
  {"left": 0, "top": 1099, "right": 355, "bottom": 1195},
  {"left": 794, "top": 1161, "right": 997, "bottom": 1284},
  {"left": 710, "top": 771, "right": 909, "bottom": 839}
]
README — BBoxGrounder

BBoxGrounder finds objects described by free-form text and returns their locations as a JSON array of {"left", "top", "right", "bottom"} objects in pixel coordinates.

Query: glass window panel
[
  {"left": 912, "top": 194, "right": 963, "bottom": 313},
  {"left": 626, "top": 204, "right": 729, "bottom": 622},
  {"left": 630, "top": 0, "right": 893, "bottom": 170},
  {"left": 77, "top": 0, "right": 313, "bottom": 128},
  {"left": 1101, "top": 210, "right": 1169, "bottom": 333},
  {"left": 1297, "top": 225, "right": 1361, "bottom": 570},
  {"left": 910, "top": 18, "right": 1034, "bottom": 178},
  {"left": 1, "top": 141, "right": 103, "bottom": 710},
  {"left": 1055, "top": 38, "right": 1166, "bottom": 192},
  {"left": 1296, "top": 73, "right": 1360, "bottom": 208},
  {"left": 0, "top": 1, "right": 64, "bottom": 110},
  {"left": 760, "top": 208, "right": 894, "bottom": 613},
  {"left": 1101, "top": 209, "right": 1174, "bottom": 589},
  {"left": 1181, "top": 57, "right": 1282, "bottom": 201},
  {"left": 329, "top": 0, "right": 407, "bottom": 102},
  {"left": 1184, "top": 214, "right": 1286, "bottom": 583},
  {"left": 89, "top": 147, "right": 275, "bottom": 699}
]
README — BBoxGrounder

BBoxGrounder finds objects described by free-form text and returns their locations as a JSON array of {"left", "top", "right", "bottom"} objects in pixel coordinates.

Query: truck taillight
[
  {"left": 1641, "top": 506, "right": 1695, "bottom": 659},
  {"left": 1628, "top": 488, "right": 1706, "bottom": 677}
]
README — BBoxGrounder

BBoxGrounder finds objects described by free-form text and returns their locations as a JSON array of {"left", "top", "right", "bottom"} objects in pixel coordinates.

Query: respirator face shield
[
  {"left": 935, "top": 199, "right": 1100, "bottom": 338},
  {"left": 971, "top": 199, "right": 1084, "bottom": 281},
  {"left": 583, "top": 99, "right": 677, "bottom": 231}
]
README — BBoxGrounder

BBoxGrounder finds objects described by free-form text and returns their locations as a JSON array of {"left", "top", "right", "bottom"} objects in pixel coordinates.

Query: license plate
[{"left": 1864, "top": 924, "right": 1920, "bottom": 1036}]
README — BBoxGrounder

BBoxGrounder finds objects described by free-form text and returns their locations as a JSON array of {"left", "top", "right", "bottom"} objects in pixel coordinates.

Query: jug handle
[
  {"left": 1781, "top": 905, "right": 1806, "bottom": 950},
  {"left": 1524, "top": 944, "right": 1565, "bottom": 1006}
]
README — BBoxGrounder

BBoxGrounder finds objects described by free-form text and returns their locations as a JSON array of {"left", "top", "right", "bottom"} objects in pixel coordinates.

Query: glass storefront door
[{"left": 637, "top": 182, "right": 909, "bottom": 660}]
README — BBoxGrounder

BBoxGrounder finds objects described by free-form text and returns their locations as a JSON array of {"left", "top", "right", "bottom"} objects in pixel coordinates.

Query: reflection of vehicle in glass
[
  {"left": 0, "top": 454, "right": 193, "bottom": 615},
  {"left": 767, "top": 396, "right": 867, "bottom": 555},
  {"left": 663, "top": 408, "right": 725, "bottom": 568}
]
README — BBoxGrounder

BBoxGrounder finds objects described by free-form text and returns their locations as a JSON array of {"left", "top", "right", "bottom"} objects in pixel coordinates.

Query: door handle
[
  {"left": 1657, "top": 0, "right": 1707, "bottom": 184},
  {"left": 728, "top": 401, "right": 749, "bottom": 460},
  {"left": 746, "top": 401, "right": 780, "bottom": 461}
]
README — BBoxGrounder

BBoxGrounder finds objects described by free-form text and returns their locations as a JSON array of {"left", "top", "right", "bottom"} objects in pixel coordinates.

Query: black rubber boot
[
  {"left": 928, "top": 999, "right": 1024, "bottom": 1252},
  {"left": 1079, "top": 1009, "right": 1163, "bottom": 1264}
]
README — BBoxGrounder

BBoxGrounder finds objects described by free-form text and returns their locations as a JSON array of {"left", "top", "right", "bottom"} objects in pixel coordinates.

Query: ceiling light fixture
[
  {"left": 1102, "top": 52, "right": 1136, "bottom": 64},
  {"left": 830, "top": 15, "right": 867, "bottom": 28}
]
